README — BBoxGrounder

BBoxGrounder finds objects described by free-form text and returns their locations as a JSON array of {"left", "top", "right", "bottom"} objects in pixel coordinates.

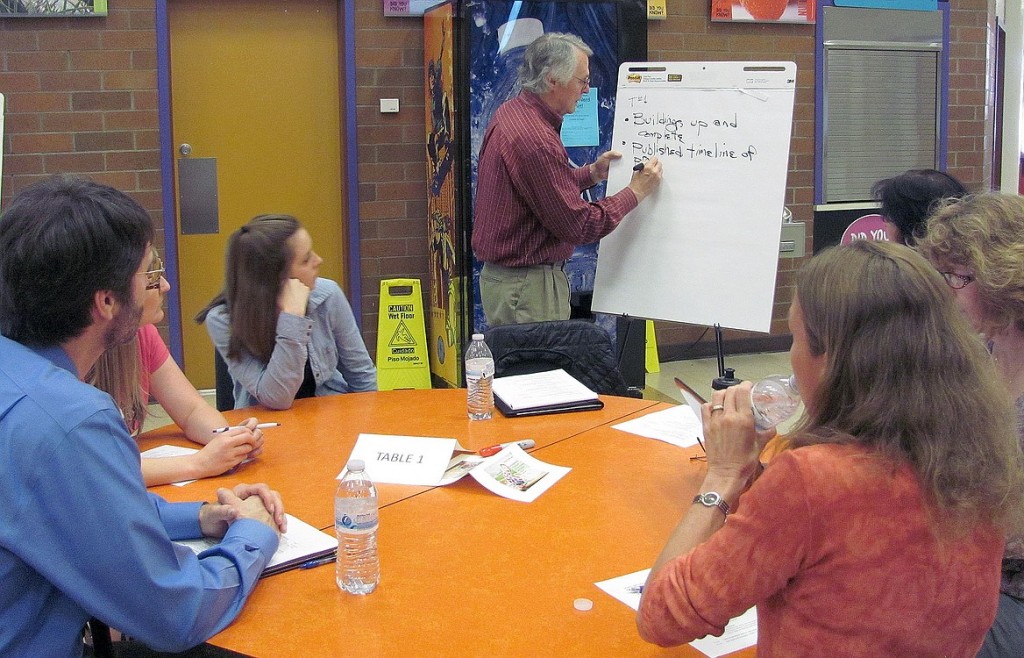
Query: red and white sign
[
  {"left": 841, "top": 213, "right": 892, "bottom": 245},
  {"left": 710, "top": 0, "right": 815, "bottom": 23}
]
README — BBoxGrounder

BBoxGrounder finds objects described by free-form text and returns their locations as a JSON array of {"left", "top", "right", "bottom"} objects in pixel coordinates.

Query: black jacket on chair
[{"left": 484, "top": 320, "right": 639, "bottom": 398}]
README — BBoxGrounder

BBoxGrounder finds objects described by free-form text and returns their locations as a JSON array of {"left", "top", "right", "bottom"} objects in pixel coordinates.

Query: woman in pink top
[
  {"left": 637, "top": 241, "right": 1024, "bottom": 656},
  {"left": 90, "top": 247, "right": 266, "bottom": 486}
]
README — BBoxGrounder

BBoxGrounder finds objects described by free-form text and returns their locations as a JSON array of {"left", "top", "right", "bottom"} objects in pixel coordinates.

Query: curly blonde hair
[{"left": 918, "top": 193, "right": 1024, "bottom": 336}]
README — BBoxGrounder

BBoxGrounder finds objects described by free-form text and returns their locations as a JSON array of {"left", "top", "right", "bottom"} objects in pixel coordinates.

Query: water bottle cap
[
  {"left": 760, "top": 374, "right": 799, "bottom": 393},
  {"left": 573, "top": 597, "right": 594, "bottom": 611},
  {"left": 472, "top": 333, "right": 484, "bottom": 341},
  {"left": 347, "top": 459, "right": 365, "bottom": 472}
]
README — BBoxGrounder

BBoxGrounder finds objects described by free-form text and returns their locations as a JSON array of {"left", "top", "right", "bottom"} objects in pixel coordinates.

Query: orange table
[
  {"left": 141, "top": 389, "right": 659, "bottom": 529},
  {"left": 191, "top": 401, "right": 756, "bottom": 658}
]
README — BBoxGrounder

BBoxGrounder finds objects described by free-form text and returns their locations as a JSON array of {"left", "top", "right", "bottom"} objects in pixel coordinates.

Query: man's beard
[{"left": 104, "top": 298, "right": 143, "bottom": 349}]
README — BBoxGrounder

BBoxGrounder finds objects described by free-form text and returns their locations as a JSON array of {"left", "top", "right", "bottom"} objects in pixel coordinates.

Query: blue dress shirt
[{"left": 0, "top": 336, "right": 279, "bottom": 657}]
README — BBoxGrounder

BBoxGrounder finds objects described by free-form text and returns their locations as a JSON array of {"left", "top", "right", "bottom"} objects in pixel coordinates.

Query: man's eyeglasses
[
  {"left": 573, "top": 75, "right": 591, "bottom": 89},
  {"left": 144, "top": 256, "right": 165, "bottom": 290},
  {"left": 940, "top": 271, "right": 974, "bottom": 290}
]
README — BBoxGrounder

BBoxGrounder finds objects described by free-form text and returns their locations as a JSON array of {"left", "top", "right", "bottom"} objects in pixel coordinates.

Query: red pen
[{"left": 479, "top": 439, "right": 536, "bottom": 457}]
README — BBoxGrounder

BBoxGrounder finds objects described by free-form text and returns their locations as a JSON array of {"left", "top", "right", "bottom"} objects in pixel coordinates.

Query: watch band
[{"left": 692, "top": 491, "right": 730, "bottom": 516}]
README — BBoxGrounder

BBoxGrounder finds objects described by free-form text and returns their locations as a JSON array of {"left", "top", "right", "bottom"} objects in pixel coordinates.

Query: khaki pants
[{"left": 479, "top": 262, "right": 570, "bottom": 327}]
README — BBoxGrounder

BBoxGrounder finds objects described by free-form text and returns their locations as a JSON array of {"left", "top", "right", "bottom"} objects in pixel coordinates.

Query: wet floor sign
[
  {"left": 376, "top": 279, "right": 431, "bottom": 390},
  {"left": 646, "top": 320, "right": 660, "bottom": 373}
]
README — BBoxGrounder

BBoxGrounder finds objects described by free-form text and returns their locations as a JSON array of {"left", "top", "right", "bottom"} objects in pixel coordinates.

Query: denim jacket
[{"left": 205, "top": 278, "right": 377, "bottom": 410}]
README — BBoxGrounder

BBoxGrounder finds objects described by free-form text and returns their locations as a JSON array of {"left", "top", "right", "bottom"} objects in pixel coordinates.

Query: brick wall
[
  {"left": 0, "top": 0, "right": 998, "bottom": 361},
  {"left": 947, "top": 0, "right": 993, "bottom": 186},
  {"left": 352, "top": 0, "right": 431, "bottom": 353},
  {"left": 0, "top": 1, "right": 163, "bottom": 251}
]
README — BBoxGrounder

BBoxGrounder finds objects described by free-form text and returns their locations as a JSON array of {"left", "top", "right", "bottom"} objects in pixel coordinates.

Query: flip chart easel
[{"left": 592, "top": 62, "right": 797, "bottom": 333}]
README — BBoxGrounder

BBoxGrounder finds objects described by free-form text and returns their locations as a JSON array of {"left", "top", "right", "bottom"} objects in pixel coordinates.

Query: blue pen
[{"left": 299, "top": 554, "right": 336, "bottom": 570}]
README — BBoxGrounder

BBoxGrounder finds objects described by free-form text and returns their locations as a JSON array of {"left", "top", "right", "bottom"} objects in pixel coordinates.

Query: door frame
[{"left": 154, "top": 0, "right": 363, "bottom": 368}]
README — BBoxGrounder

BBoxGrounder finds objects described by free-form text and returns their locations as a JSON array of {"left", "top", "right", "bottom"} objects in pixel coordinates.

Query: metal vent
[{"left": 821, "top": 6, "right": 943, "bottom": 204}]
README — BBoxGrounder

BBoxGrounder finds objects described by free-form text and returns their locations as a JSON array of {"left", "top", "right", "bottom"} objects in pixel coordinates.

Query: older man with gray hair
[{"left": 472, "top": 32, "right": 662, "bottom": 327}]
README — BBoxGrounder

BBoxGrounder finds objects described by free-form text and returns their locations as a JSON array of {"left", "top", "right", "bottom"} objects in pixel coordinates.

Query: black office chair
[
  {"left": 484, "top": 319, "right": 641, "bottom": 398},
  {"left": 86, "top": 618, "right": 114, "bottom": 658},
  {"left": 213, "top": 350, "right": 235, "bottom": 412}
]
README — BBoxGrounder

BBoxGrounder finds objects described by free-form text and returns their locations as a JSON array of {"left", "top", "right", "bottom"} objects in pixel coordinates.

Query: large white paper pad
[{"left": 594, "top": 62, "right": 797, "bottom": 333}]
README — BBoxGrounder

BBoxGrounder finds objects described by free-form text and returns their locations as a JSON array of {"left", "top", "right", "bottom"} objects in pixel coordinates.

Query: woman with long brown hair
[
  {"left": 638, "top": 240, "right": 1024, "bottom": 656},
  {"left": 196, "top": 214, "right": 376, "bottom": 410}
]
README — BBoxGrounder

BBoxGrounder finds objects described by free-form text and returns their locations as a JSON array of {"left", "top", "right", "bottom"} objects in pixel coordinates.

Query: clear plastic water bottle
[
  {"left": 465, "top": 333, "right": 494, "bottom": 420},
  {"left": 750, "top": 374, "right": 801, "bottom": 431},
  {"left": 335, "top": 459, "right": 379, "bottom": 594}
]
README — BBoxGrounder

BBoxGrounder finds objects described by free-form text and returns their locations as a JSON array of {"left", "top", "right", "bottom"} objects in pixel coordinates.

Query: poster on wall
[
  {"left": 424, "top": 1, "right": 465, "bottom": 387},
  {"left": 710, "top": 0, "right": 814, "bottom": 23},
  {"left": 386, "top": 0, "right": 443, "bottom": 16},
  {"left": 0, "top": 0, "right": 107, "bottom": 16}
]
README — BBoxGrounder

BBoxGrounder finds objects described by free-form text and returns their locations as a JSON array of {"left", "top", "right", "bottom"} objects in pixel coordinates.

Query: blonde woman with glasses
[
  {"left": 919, "top": 193, "right": 1024, "bottom": 658},
  {"left": 90, "top": 249, "right": 266, "bottom": 486}
]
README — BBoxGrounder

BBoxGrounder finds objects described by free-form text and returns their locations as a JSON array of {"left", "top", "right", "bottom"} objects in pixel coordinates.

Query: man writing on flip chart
[{"left": 472, "top": 32, "right": 663, "bottom": 327}]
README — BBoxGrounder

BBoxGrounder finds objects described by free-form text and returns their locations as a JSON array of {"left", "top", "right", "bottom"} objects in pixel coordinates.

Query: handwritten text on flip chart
[{"left": 621, "top": 94, "right": 758, "bottom": 165}]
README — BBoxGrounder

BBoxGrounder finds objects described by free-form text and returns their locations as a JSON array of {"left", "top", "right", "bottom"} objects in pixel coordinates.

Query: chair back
[
  {"left": 86, "top": 618, "right": 113, "bottom": 658},
  {"left": 484, "top": 320, "right": 639, "bottom": 397},
  {"left": 214, "top": 349, "right": 235, "bottom": 412}
]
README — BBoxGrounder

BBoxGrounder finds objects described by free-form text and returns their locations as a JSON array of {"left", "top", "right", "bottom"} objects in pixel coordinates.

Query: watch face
[
  {"left": 701, "top": 492, "right": 721, "bottom": 505},
  {"left": 694, "top": 491, "right": 729, "bottom": 515}
]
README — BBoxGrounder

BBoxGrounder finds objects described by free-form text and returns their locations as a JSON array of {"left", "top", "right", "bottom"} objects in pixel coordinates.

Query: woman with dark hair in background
[
  {"left": 196, "top": 214, "right": 376, "bottom": 410},
  {"left": 637, "top": 240, "right": 1023, "bottom": 656},
  {"left": 871, "top": 168, "right": 968, "bottom": 245},
  {"left": 919, "top": 193, "right": 1024, "bottom": 658}
]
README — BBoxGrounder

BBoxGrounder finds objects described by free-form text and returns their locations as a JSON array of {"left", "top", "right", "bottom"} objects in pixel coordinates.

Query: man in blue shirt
[{"left": 0, "top": 175, "right": 287, "bottom": 657}]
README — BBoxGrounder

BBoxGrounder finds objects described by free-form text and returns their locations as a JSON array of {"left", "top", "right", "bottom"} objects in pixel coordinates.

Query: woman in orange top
[{"left": 637, "top": 241, "right": 1024, "bottom": 656}]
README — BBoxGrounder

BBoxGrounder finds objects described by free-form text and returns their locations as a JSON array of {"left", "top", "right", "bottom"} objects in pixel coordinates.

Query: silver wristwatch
[{"left": 692, "top": 491, "right": 730, "bottom": 516}]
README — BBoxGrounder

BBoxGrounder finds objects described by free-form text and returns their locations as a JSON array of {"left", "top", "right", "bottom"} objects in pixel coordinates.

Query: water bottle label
[
  {"left": 338, "top": 510, "right": 378, "bottom": 532},
  {"left": 465, "top": 358, "right": 493, "bottom": 379}
]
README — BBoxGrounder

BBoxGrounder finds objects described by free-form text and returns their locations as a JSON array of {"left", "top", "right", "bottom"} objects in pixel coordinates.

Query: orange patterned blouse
[{"left": 638, "top": 443, "right": 1003, "bottom": 657}]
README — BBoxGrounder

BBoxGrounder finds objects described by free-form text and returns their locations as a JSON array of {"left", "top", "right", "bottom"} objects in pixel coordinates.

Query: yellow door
[{"left": 170, "top": 0, "right": 345, "bottom": 389}]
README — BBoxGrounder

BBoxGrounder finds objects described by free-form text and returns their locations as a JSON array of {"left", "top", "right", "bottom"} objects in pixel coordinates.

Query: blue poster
[{"left": 561, "top": 88, "right": 600, "bottom": 147}]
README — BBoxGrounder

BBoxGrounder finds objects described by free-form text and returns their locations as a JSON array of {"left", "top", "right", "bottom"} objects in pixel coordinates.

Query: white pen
[{"left": 211, "top": 422, "right": 281, "bottom": 434}]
